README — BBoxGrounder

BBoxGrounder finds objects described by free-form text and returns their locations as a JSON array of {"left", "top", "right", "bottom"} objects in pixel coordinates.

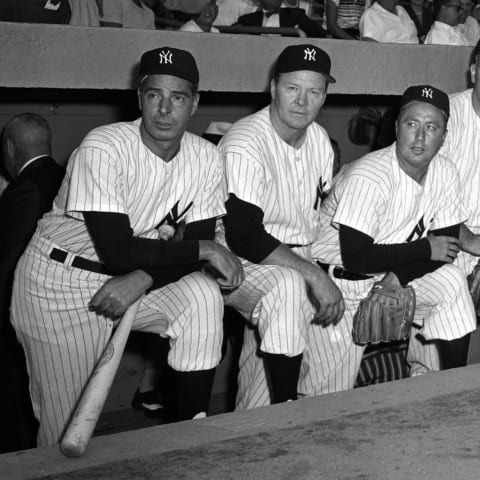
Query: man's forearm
[
  {"left": 261, "top": 244, "right": 329, "bottom": 287},
  {"left": 459, "top": 223, "right": 480, "bottom": 256}
]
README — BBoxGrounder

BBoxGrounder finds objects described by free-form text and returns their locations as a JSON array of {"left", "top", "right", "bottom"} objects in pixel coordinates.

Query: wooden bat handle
[{"left": 60, "top": 298, "right": 142, "bottom": 457}]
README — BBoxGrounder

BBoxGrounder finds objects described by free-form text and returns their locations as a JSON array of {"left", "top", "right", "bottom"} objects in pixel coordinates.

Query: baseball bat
[{"left": 60, "top": 298, "right": 142, "bottom": 457}]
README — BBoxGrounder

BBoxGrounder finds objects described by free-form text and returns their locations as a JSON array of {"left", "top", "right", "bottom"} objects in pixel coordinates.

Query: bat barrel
[{"left": 60, "top": 298, "right": 142, "bottom": 457}]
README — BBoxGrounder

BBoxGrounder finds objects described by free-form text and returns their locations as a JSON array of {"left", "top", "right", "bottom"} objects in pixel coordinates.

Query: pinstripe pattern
[
  {"left": 300, "top": 144, "right": 476, "bottom": 399},
  {"left": 10, "top": 121, "right": 227, "bottom": 446},
  {"left": 442, "top": 90, "right": 480, "bottom": 276},
  {"left": 312, "top": 144, "right": 467, "bottom": 265},
  {"left": 225, "top": 259, "right": 315, "bottom": 409},
  {"left": 219, "top": 106, "right": 333, "bottom": 246},
  {"left": 38, "top": 120, "right": 226, "bottom": 260},
  {"left": 11, "top": 235, "right": 224, "bottom": 446},
  {"left": 219, "top": 107, "right": 333, "bottom": 409}
]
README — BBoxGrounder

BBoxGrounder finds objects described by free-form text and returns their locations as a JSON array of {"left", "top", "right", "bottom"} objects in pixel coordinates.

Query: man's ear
[
  {"left": 191, "top": 92, "right": 200, "bottom": 116},
  {"left": 270, "top": 78, "right": 277, "bottom": 101},
  {"left": 137, "top": 87, "right": 143, "bottom": 112}
]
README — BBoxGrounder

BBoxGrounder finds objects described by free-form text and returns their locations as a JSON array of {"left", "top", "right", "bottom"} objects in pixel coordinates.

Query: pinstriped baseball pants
[
  {"left": 11, "top": 234, "right": 224, "bottom": 446},
  {"left": 231, "top": 262, "right": 476, "bottom": 410}
]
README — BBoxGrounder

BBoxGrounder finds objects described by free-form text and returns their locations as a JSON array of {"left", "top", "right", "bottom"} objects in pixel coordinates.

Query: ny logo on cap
[
  {"left": 158, "top": 50, "right": 173, "bottom": 65},
  {"left": 422, "top": 88, "right": 433, "bottom": 99},
  {"left": 304, "top": 48, "right": 316, "bottom": 62}
]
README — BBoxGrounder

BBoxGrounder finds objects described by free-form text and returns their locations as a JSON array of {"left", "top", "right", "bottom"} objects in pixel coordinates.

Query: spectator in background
[
  {"left": 424, "top": 0, "right": 469, "bottom": 44},
  {"left": 0, "top": 0, "right": 71, "bottom": 23},
  {"left": 325, "top": 0, "right": 371, "bottom": 39},
  {"left": 214, "top": 0, "right": 257, "bottom": 25},
  {"left": 100, "top": 0, "right": 156, "bottom": 29},
  {"left": 359, "top": 0, "right": 419, "bottom": 42},
  {"left": 402, "top": 0, "right": 435, "bottom": 42},
  {"left": 235, "top": 0, "right": 327, "bottom": 37},
  {"left": 457, "top": 0, "right": 480, "bottom": 44},
  {"left": 69, "top": 0, "right": 101, "bottom": 26},
  {"left": 0, "top": 113, "right": 65, "bottom": 453},
  {"left": 179, "top": 0, "right": 220, "bottom": 32}
]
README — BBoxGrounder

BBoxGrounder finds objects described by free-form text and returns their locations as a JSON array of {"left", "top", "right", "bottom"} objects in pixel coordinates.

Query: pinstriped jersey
[
  {"left": 311, "top": 143, "right": 466, "bottom": 265},
  {"left": 219, "top": 106, "right": 334, "bottom": 246},
  {"left": 37, "top": 118, "right": 226, "bottom": 260},
  {"left": 441, "top": 89, "right": 480, "bottom": 233}
]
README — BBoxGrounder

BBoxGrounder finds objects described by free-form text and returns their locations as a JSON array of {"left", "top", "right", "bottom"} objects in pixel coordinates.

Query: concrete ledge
[
  {"left": 3, "top": 364, "right": 480, "bottom": 479},
  {"left": 0, "top": 22, "right": 473, "bottom": 94}
]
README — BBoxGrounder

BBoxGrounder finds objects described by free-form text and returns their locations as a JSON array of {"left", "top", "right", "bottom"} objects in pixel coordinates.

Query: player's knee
[
  {"left": 185, "top": 272, "right": 224, "bottom": 324},
  {"left": 436, "top": 264, "right": 468, "bottom": 299},
  {"left": 272, "top": 267, "right": 308, "bottom": 300}
]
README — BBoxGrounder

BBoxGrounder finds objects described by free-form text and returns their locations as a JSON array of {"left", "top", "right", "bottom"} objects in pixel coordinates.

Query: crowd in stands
[{"left": 1, "top": 0, "right": 480, "bottom": 45}]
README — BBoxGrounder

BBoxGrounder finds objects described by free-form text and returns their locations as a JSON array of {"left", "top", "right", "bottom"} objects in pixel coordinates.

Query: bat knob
[{"left": 60, "top": 436, "right": 87, "bottom": 457}]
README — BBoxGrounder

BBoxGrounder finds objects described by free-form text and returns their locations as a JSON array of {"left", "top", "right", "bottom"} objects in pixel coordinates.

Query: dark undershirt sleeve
[
  {"left": 83, "top": 212, "right": 221, "bottom": 291},
  {"left": 390, "top": 224, "right": 460, "bottom": 285},
  {"left": 223, "top": 194, "right": 281, "bottom": 263},
  {"left": 339, "top": 224, "right": 431, "bottom": 274},
  {"left": 141, "top": 218, "right": 217, "bottom": 290}
]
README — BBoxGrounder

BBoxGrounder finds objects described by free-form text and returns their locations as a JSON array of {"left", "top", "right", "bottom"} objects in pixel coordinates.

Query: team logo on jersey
[
  {"left": 304, "top": 48, "right": 316, "bottom": 62},
  {"left": 406, "top": 216, "right": 426, "bottom": 242},
  {"left": 158, "top": 50, "right": 173, "bottom": 65},
  {"left": 156, "top": 200, "right": 193, "bottom": 240},
  {"left": 422, "top": 88, "right": 433, "bottom": 99},
  {"left": 314, "top": 177, "right": 328, "bottom": 210}
]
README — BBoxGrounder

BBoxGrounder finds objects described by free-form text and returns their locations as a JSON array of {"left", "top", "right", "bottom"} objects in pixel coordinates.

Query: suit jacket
[
  {"left": 0, "top": 155, "right": 64, "bottom": 452},
  {"left": 235, "top": 8, "right": 327, "bottom": 38},
  {"left": 0, "top": 155, "right": 64, "bottom": 335}
]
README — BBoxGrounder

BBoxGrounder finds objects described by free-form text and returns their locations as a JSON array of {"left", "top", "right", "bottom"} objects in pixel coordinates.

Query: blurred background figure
[
  {"left": 325, "top": 0, "right": 371, "bottom": 39},
  {"left": 359, "top": 0, "right": 419, "bottom": 42},
  {"left": 0, "top": 0, "right": 71, "bottom": 24},
  {"left": 68, "top": 0, "right": 101, "bottom": 26},
  {"left": 424, "top": 0, "right": 469, "bottom": 44},
  {"left": 402, "top": 0, "right": 435, "bottom": 42},
  {"left": 214, "top": 0, "right": 257, "bottom": 26},
  {"left": 457, "top": 0, "right": 480, "bottom": 44},
  {"left": 0, "top": 113, "right": 65, "bottom": 453},
  {"left": 179, "top": 0, "right": 220, "bottom": 32},
  {"left": 100, "top": 0, "right": 157, "bottom": 29},
  {"left": 235, "top": 0, "right": 327, "bottom": 37}
]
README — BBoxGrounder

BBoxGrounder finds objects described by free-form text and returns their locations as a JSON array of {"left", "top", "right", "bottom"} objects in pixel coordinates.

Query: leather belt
[
  {"left": 49, "top": 248, "right": 109, "bottom": 275},
  {"left": 316, "top": 261, "right": 372, "bottom": 281}
]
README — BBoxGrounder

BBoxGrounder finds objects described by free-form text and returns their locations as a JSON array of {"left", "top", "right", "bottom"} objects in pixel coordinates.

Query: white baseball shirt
[
  {"left": 220, "top": 106, "right": 334, "bottom": 248},
  {"left": 38, "top": 118, "right": 226, "bottom": 259},
  {"left": 312, "top": 142, "right": 466, "bottom": 264}
]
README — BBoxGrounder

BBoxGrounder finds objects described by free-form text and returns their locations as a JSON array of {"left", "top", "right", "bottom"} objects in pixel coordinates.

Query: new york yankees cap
[
  {"left": 274, "top": 44, "right": 336, "bottom": 83},
  {"left": 138, "top": 47, "right": 199, "bottom": 85},
  {"left": 399, "top": 85, "right": 450, "bottom": 119}
]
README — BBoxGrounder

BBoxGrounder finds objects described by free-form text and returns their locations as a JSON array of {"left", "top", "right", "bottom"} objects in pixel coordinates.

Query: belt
[
  {"left": 316, "top": 261, "right": 372, "bottom": 281},
  {"left": 49, "top": 248, "right": 109, "bottom": 275}
]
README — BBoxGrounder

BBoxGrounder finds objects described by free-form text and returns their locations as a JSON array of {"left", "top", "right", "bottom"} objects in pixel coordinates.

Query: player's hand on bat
[
  {"left": 309, "top": 270, "right": 345, "bottom": 326},
  {"left": 199, "top": 240, "right": 244, "bottom": 290},
  {"left": 88, "top": 270, "right": 153, "bottom": 319},
  {"left": 428, "top": 235, "right": 460, "bottom": 263}
]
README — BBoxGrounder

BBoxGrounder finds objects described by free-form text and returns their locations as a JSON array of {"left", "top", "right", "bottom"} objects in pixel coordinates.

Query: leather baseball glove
[{"left": 352, "top": 280, "right": 416, "bottom": 345}]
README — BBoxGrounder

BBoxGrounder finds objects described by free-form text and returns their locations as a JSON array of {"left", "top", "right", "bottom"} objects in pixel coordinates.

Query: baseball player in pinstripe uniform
[
  {"left": 438, "top": 40, "right": 480, "bottom": 361},
  {"left": 306, "top": 85, "right": 476, "bottom": 396},
  {"left": 10, "top": 46, "right": 243, "bottom": 446},
  {"left": 444, "top": 41, "right": 480, "bottom": 281},
  {"left": 219, "top": 44, "right": 345, "bottom": 409}
]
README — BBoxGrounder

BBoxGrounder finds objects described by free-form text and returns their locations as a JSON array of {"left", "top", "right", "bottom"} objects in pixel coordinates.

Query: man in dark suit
[
  {"left": 235, "top": 0, "right": 327, "bottom": 37},
  {"left": 0, "top": 113, "right": 64, "bottom": 453}
]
